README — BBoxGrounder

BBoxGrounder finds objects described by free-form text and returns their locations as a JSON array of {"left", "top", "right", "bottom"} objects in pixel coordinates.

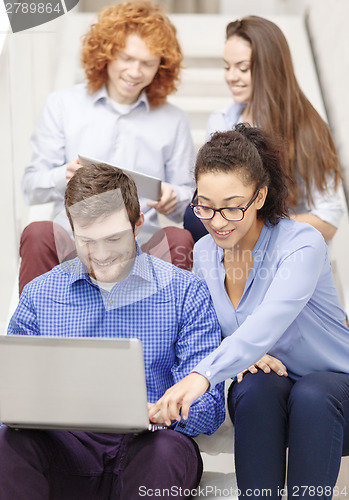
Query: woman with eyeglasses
[
  {"left": 150, "top": 124, "right": 349, "bottom": 500},
  {"left": 184, "top": 15, "right": 344, "bottom": 243}
]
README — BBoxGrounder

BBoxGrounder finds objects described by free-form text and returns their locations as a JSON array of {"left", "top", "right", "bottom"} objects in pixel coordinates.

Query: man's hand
[
  {"left": 147, "top": 182, "right": 177, "bottom": 215},
  {"left": 66, "top": 158, "right": 82, "bottom": 182},
  {"left": 236, "top": 354, "right": 288, "bottom": 383},
  {"left": 148, "top": 372, "right": 209, "bottom": 426}
]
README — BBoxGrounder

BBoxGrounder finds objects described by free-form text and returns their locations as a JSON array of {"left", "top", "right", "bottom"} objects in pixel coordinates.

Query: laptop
[
  {"left": 78, "top": 154, "right": 162, "bottom": 201},
  {"left": 0, "top": 335, "right": 152, "bottom": 433}
]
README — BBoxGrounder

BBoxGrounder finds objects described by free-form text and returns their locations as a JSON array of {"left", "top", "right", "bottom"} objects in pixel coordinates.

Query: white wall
[
  {"left": 220, "top": 0, "right": 308, "bottom": 15},
  {"left": 0, "top": 14, "right": 69, "bottom": 330},
  {"left": 0, "top": 36, "right": 18, "bottom": 332}
]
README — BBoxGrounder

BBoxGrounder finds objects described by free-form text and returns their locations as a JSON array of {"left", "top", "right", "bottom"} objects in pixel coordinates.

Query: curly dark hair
[{"left": 195, "top": 124, "right": 289, "bottom": 225}]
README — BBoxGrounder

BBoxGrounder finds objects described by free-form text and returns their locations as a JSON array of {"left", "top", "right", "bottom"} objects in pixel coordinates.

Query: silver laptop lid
[{"left": 0, "top": 335, "right": 150, "bottom": 433}]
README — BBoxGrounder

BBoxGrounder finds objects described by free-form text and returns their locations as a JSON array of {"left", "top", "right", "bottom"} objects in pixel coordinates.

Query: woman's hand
[
  {"left": 236, "top": 354, "right": 288, "bottom": 383},
  {"left": 148, "top": 372, "right": 210, "bottom": 426}
]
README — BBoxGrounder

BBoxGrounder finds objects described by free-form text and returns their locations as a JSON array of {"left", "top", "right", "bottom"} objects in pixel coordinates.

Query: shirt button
[
  {"left": 109, "top": 300, "right": 113, "bottom": 305},
  {"left": 205, "top": 371, "right": 211, "bottom": 377}
]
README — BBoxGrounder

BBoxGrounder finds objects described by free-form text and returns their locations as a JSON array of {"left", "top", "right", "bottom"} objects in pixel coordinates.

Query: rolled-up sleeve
[{"left": 299, "top": 177, "right": 345, "bottom": 228}]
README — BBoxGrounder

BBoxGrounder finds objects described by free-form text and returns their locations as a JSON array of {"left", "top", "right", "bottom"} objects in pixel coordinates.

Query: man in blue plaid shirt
[{"left": 0, "top": 163, "right": 225, "bottom": 499}]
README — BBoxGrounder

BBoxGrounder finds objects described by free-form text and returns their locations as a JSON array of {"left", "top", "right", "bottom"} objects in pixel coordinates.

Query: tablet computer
[{"left": 78, "top": 155, "right": 161, "bottom": 201}]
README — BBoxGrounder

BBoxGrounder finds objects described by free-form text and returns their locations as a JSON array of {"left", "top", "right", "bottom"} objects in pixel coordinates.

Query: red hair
[{"left": 81, "top": 1, "right": 183, "bottom": 107}]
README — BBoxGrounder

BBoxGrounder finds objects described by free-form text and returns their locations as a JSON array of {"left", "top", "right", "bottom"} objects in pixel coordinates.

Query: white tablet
[{"left": 78, "top": 155, "right": 161, "bottom": 201}]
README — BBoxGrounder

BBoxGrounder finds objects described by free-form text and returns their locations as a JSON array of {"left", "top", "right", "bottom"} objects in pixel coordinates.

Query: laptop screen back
[{"left": 0, "top": 335, "right": 150, "bottom": 433}]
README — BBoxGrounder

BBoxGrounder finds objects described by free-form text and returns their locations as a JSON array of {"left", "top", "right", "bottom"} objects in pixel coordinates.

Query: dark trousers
[
  {"left": 183, "top": 204, "right": 208, "bottom": 243},
  {"left": 0, "top": 427, "right": 202, "bottom": 499},
  {"left": 19, "top": 221, "right": 194, "bottom": 294},
  {"left": 228, "top": 370, "right": 349, "bottom": 500}
]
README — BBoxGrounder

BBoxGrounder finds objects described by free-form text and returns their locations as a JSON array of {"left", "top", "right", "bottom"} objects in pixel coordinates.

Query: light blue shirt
[
  {"left": 206, "top": 102, "right": 344, "bottom": 228},
  {"left": 193, "top": 218, "right": 349, "bottom": 388},
  {"left": 22, "top": 84, "right": 196, "bottom": 243}
]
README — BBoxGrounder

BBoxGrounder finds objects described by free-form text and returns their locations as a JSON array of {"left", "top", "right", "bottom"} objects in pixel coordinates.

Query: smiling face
[
  {"left": 196, "top": 171, "right": 267, "bottom": 252},
  {"left": 74, "top": 208, "right": 143, "bottom": 283},
  {"left": 223, "top": 35, "right": 252, "bottom": 104},
  {"left": 106, "top": 33, "right": 161, "bottom": 105}
]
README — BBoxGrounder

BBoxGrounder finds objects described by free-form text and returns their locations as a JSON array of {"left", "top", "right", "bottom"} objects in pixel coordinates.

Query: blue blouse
[{"left": 193, "top": 218, "right": 349, "bottom": 388}]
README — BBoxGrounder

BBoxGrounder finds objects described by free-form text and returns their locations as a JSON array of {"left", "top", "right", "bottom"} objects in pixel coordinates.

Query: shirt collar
[
  {"left": 63, "top": 243, "right": 154, "bottom": 288},
  {"left": 62, "top": 258, "right": 91, "bottom": 286},
  {"left": 128, "top": 247, "right": 154, "bottom": 282},
  {"left": 224, "top": 102, "right": 246, "bottom": 129},
  {"left": 92, "top": 86, "right": 150, "bottom": 112},
  {"left": 135, "top": 91, "right": 150, "bottom": 111},
  {"left": 91, "top": 85, "right": 109, "bottom": 104}
]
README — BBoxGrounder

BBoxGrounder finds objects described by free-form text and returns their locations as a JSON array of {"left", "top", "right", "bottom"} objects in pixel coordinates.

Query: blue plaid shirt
[{"left": 8, "top": 251, "right": 225, "bottom": 437}]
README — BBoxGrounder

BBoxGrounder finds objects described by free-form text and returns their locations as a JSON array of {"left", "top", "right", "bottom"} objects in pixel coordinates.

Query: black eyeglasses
[{"left": 190, "top": 190, "right": 259, "bottom": 221}]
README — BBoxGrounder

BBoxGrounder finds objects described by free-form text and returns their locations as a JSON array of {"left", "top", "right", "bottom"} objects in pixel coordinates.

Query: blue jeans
[{"left": 228, "top": 370, "right": 349, "bottom": 500}]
